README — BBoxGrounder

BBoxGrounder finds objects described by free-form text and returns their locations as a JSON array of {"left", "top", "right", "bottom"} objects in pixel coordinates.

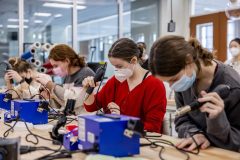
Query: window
[
  {"left": 0, "top": 0, "right": 19, "bottom": 86},
  {"left": 196, "top": 22, "right": 213, "bottom": 51},
  {"left": 24, "top": 0, "right": 73, "bottom": 46},
  {"left": 227, "top": 19, "right": 240, "bottom": 59},
  {"left": 192, "top": 0, "right": 227, "bottom": 16}
]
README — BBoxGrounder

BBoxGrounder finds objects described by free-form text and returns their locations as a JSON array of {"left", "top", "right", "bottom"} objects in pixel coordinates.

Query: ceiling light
[
  {"left": 43, "top": 3, "right": 86, "bottom": 10},
  {"left": 203, "top": 8, "right": 216, "bottom": 11},
  {"left": 7, "top": 25, "right": 28, "bottom": 28},
  {"left": 34, "top": 12, "right": 52, "bottom": 17},
  {"left": 8, "top": 19, "right": 29, "bottom": 22},
  {"left": 77, "top": 5, "right": 86, "bottom": 10},
  {"left": 0, "top": 24, "right": 3, "bottom": 27},
  {"left": 131, "top": 20, "right": 150, "bottom": 25},
  {"left": 34, "top": 20, "right": 43, "bottom": 23},
  {"left": 43, "top": 2, "right": 71, "bottom": 8},
  {"left": 54, "top": 14, "right": 62, "bottom": 18}
]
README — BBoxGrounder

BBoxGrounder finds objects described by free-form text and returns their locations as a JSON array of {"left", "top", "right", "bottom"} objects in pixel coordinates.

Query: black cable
[
  {"left": 95, "top": 67, "right": 106, "bottom": 114},
  {"left": 40, "top": 84, "right": 51, "bottom": 101},
  {"left": 189, "top": 135, "right": 200, "bottom": 155},
  {"left": 3, "top": 119, "right": 19, "bottom": 138},
  {"left": 143, "top": 136, "right": 196, "bottom": 160},
  {"left": 35, "top": 145, "right": 64, "bottom": 160},
  {"left": 5, "top": 88, "right": 21, "bottom": 99},
  {"left": 30, "top": 93, "right": 59, "bottom": 115},
  {"left": 23, "top": 120, "right": 60, "bottom": 145},
  {"left": 66, "top": 117, "right": 77, "bottom": 125},
  {"left": 170, "top": 0, "right": 173, "bottom": 20}
]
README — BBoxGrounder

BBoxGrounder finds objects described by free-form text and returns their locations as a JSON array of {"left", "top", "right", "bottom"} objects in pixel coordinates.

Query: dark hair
[
  {"left": 149, "top": 35, "right": 214, "bottom": 76},
  {"left": 49, "top": 44, "right": 86, "bottom": 68},
  {"left": 137, "top": 42, "right": 147, "bottom": 59},
  {"left": 230, "top": 38, "right": 240, "bottom": 46},
  {"left": 9, "top": 57, "right": 32, "bottom": 73},
  {"left": 108, "top": 38, "right": 143, "bottom": 62}
]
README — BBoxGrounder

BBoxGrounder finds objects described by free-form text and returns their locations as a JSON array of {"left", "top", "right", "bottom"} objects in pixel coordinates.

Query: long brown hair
[
  {"left": 149, "top": 35, "right": 214, "bottom": 76},
  {"left": 49, "top": 44, "right": 86, "bottom": 68},
  {"left": 108, "top": 38, "right": 143, "bottom": 62},
  {"left": 9, "top": 57, "right": 32, "bottom": 73}
]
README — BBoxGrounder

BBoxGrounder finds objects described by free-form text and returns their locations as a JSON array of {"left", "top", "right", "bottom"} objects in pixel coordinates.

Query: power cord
[
  {"left": 23, "top": 120, "right": 60, "bottom": 145},
  {"left": 142, "top": 134, "right": 200, "bottom": 160},
  {"left": 3, "top": 118, "right": 19, "bottom": 138},
  {"left": 30, "top": 93, "right": 59, "bottom": 115},
  {"left": 5, "top": 88, "right": 21, "bottom": 99}
]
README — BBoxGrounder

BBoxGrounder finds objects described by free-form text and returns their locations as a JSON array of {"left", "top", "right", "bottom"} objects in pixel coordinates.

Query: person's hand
[
  {"left": 6, "top": 70, "right": 22, "bottom": 83},
  {"left": 176, "top": 134, "right": 210, "bottom": 151},
  {"left": 198, "top": 91, "right": 224, "bottom": 119},
  {"left": 40, "top": 90, "right": 50, "bottom": 100},
  {"left": 36, "top": 75, "right": 52, "bottom": 86},
  {"left": 82, "top": 76, "right": 99, "bottom": 90},
  {"left": 4, "top": 73, "right": 12, "bottom": 82},
  {"left": 107, "top": 102, "right": 120, "bottom": 114}
]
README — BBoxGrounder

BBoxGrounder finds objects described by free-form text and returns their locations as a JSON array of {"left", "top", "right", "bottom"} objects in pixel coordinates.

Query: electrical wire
[
  {"left": 23, "top": 120, "right": 58, "bottom": 145},
  {"left": 30, "top": 93, "right": 59, "bottom": 115},
  {"left": 5, "top": 88, "right": 21, "bottom": 99},
  {"left": 3, "top": 119, "right": 19, "bottom": 138},
  {"left": 95, "top": 64, "right": 107, "bottom": 114},
  {"left": 142, "top": 135, "right": 200, "bottom": 160}
]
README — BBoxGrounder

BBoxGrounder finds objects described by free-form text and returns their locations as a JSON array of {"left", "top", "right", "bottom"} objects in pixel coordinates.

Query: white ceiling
[
  {"left": 0, "top": 0, "right": 233, "bottom": 42},
  {"left": 193, "top": 0, "right": 229, "bottom": 15}
]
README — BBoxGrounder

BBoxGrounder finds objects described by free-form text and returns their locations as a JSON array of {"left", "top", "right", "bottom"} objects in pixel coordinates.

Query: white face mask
[
  {"left": 230, "top": 47, "right": 240, "bottom": 57},
  {"left": 114, "top": 67, "right": 134, "bottom": 83}
]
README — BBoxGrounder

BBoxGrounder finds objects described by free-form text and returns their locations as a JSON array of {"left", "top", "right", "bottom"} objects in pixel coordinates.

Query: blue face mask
[{"left": 171, "top": 70, "right": 196, "bottom": 92}]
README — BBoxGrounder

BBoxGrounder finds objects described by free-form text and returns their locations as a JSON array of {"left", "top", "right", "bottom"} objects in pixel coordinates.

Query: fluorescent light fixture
[
  {"left": 43, "top": 0, "right": 86, "bottom": 5},
  {"left": 43, "top": 3, "right": 86, "bottom": 10},
  {"left": 77, "top": 5, "right": 86, "bottom": 10},
  {"left": 8, "top": 18, "right": 29, "bottom": 22},
  {"left": 34, "top": 20, "right": 43, "bottom": 23},
  {"left": 0, "top": 24, "right": 3, "bottom": 27},
  {"left": 7, "top": 25, "right": 28, "bottom": 28},
  {"left": 131, "top": 20, "right": 150, "bottom": 25},
  {"left": 7, "top": 25, "right": 18, "bottom": 28},
  {"left": 203, "top": 8, "right": 216, "bottom": 11},
  {"left": 43, "top": 2, "right": 71, "bottom": 8},
  {"left": 34, "top": 12, "right": 52, "bottom": 17},
  {"left": 54, "top": 14, "right": 62, "bottom": 18}
]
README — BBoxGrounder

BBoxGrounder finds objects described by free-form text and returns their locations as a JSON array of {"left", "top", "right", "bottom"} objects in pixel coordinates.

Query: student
[
  {"left": 82, "top": 38, "right": 166, "bottom": 133},
  {"left": 4, "top": 57, "right": 51, "bottom": 99},
  {"left": 225, "top": 38, "right": 240, "bottom": 74},
  {"left": 149, "top": 35, "right": 240, "bottom": 152},
  {"left": 36, "top": 44, "right": 95, "bottom": 114},
  {"left": 137, "top": 42, "right": 149, "bottom": 70}
]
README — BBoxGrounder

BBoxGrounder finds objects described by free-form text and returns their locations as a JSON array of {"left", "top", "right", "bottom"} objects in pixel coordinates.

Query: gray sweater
[
  {"left": 175, "top": 61, "right": 240, "bottom": 152},
  {"left": 53, "top": 67, "right": 95, "bottom": 114}
]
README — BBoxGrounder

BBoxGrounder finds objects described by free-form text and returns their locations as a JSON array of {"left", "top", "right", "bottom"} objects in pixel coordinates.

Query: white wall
[
  {"left": 158, "top": 0, "right": 192, "bottom": 99},
  {"left": 159, "top": 0, "right": 191, "bottom": 38}
]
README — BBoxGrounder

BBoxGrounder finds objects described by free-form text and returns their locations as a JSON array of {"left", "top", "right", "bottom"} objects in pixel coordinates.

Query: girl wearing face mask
[
  {"left": 225, "top": 38, "right": 240, "bottom": 74},
  {"left": 149, "top": 35, "right": 240, "bottom": 152},
  {"left": 82, "top": 38, "right": 166, "bottom": 133},
  {"left": 36, "top": 44, "right": 95, "bottom": 114},
  {"left": 4, "top": 57, "right": 51, "bottom": 99}
]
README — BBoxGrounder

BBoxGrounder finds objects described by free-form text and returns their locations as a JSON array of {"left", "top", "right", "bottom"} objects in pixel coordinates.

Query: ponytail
[{"left": 188, "top": 37, "right": 214, "bottom": 67}]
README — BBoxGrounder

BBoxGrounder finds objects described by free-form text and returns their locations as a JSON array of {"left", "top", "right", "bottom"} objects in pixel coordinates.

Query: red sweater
[{"left": 84, "top": 75, "right": 166, "bottom": 133}]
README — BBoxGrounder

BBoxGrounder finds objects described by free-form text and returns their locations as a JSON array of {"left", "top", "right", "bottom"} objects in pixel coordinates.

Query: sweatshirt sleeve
[
  {"left": 143, "top": 78, "right": 166, "bottom": 133},
  {"left": 174, "top": 92, "right": 202, "bottom": 138},
  {"left": 205, "top": 88, "right": 240, "bottom": 151},
  {"left": 84, "top": 77, "right": 116, "bottom": 112}
]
